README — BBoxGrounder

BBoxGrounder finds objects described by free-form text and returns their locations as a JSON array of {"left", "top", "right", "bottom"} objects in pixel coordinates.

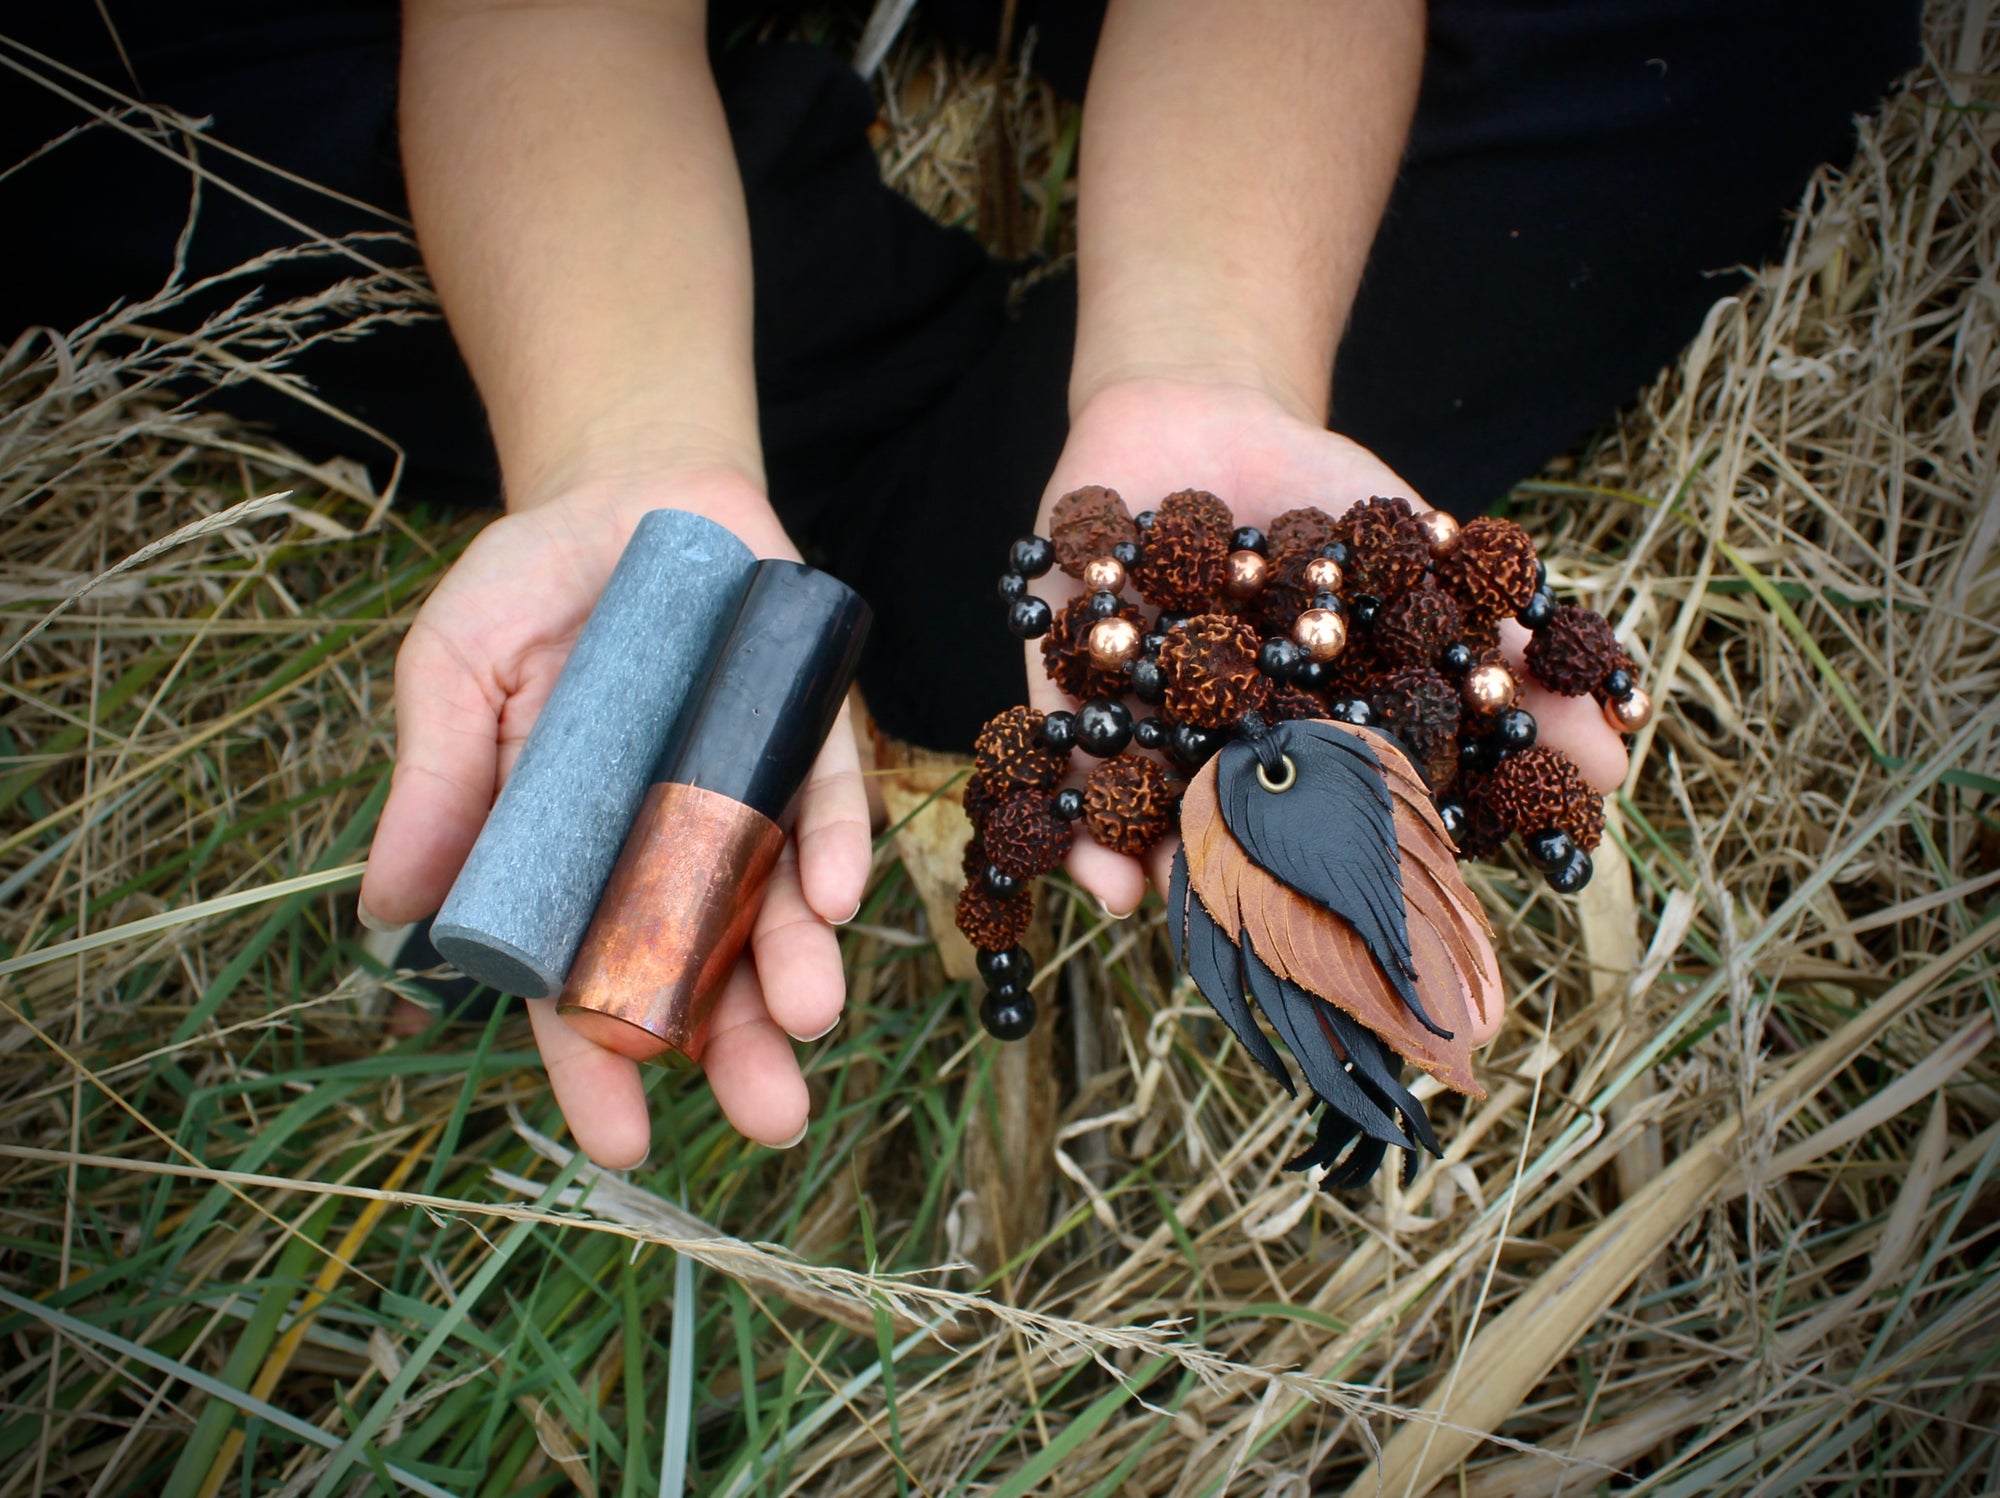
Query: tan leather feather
[{"left": 1179, "top": 723, "right": 1499, "bottom": 1098}]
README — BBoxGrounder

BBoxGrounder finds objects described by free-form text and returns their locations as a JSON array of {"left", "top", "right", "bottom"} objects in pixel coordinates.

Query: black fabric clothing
[{"left": 0, "top": 2, "right": 1921, "bottom": 749}]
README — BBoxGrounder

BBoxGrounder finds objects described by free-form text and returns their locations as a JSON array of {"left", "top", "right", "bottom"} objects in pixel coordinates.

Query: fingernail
[
  {"left": 355, "top": 896, "right": 395, "bottom": 934},
  {"left": 1096, "top": 896, "right": 1134, "bottom": 921},
  {"left": 775, "top": 1120, "right": 809, "bottom": 1150},
  {"left": 832, "top": 898, "right": 863, "bottom": 927},
  {"left": 799, "top": 1014, "right": 841, "bottom": 1042}
]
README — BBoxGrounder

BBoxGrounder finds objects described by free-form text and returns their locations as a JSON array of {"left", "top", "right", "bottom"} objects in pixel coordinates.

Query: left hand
[{"left": 1024, "top": 376, "right": 1628, "bottom": 1043}]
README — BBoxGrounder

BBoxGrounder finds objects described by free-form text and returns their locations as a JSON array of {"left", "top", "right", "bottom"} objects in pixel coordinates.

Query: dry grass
[{"left": 2, "top": 6, "right": 1996, "bottom": 1496}]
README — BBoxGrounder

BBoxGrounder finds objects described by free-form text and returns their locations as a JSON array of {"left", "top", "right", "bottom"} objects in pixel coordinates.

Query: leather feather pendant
[{"left": 1171, "top": 717, "right": 1501, "bottom": 1188}]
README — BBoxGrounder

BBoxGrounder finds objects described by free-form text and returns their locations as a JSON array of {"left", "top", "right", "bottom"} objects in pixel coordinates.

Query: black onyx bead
[
  {"left": 1495, "top": 708, "right": 1538, "bottom": 752},
  {"left": 1517, "top": 589, "right": 1557, "bottom": 630},
  {"left": 1135, "top": 509, "right": 1158, "bottom": 530},
  {"left": 1534, "top": 559, "right": 1549, "bottom": 590},
  {"left": 1088, "top": 591, "right": 1121, "bottom": 620},
  {"left": 1141, "top": 631, "right": 1169, "bottom": 657},
  {"left": 1311, "top": 591, "right": 1343, "bottom": 614},
  {"left": 1436, "top": 798, "right": 1468, "bottom": 843},
  {"left": 1006, "top": 596, "right": 1053, "bottom": 639},
  {"left": 1320, "top": 541, "right": 1352, "bottom": 566},
  {"left": 1010, "top": 535, "right": 1055, "bottom": 578},
  {"left": 1545, "top": 848, "right": 1594, "bottom": 894},
  {"left": 1133, "top": 716, "right": 1168, "bottom": 751},
  {"left": 1440, "top": 642, "right": 1475, "bottom": 676},
  {"left": 1604, "top": 667, "right": 1635, "bottom": 701},
  {"left": 976, "top": 946, "right": 1033, "bottom": 989},
  {"left": 1524, "top": 828, "right": 1575, "bottom": 867},
  {"left": 1350, "top": 595, "right": 1381, "bottom": 627},
  {"left": 1129, "top": 658, "right": 1166, "bottom": 704},
  {"left": 1258, "top": 637, "right": 1302, "bottom": 680},
  {"left": 1459, "top": 735, "right": 1501, "bottom": 774},
  {"left": 1037, "top": 710, "right": 1076, "bottom": 752},
  {"left": 1053, "top": 787, "right": 1084, "bottom": 821},
  {"left": 1293, "top": 659, "right": 1334, "bottom": 693},
  {"left": 1169, "top": 722, "right": 1220, "bottom": 767},
  {"left": 1328, "top": 696, "right": 1373, "bottom": 726},
  {"left": 1230, "top": 526, "right": 1268, "bottom": 556},
  {"left": 1111, "top": 540, "right": 1141, "bottom": 567},
  {"left": 983, "top": 864, "right": 1022, "bottom": 899},
  {"left": 1156, "top": 612, "right": 1191, "bottom": 634},
  {"left": 979, "top": 986, "right": 1038, "bottom": 1041},
  {"left": 1075, "top": 698, "right": 1134, "bottom": 757},
  {"left": 998, "top": 572, "right": 1027, "bottom": 602}
]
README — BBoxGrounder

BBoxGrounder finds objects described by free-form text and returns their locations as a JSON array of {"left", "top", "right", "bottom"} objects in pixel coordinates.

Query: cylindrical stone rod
[{"left": 430, "top": 509, "right": 758, "bottom": 998}]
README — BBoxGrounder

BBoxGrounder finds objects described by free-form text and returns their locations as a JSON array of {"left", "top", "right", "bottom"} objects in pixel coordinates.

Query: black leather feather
[
  {"left": 1167, "top": 841, "right": 1190, "bottom": 965},
  {"left": 1240, "top": 932, "right": 1410, "bottom": 1148},
  {"left": 1323, "top": 1006, "right": 1442, "bottom": 1158},
  {"left": 1285, "top": 1109, "right": 1409, "bottom": 1191},
  {"left": 1171, "top": 718, "right": 1482, "bottom": 1193},
  {"left": 1214, "top": 720, "right": 1454, "bottom": 1040},
  {"left": 1171, "top": 845, "right": 1293, "bottom": 1093}
]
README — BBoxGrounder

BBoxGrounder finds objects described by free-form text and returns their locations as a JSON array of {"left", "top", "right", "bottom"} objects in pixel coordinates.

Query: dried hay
[{"left": 0, "top": 5, "right": 1995, "bottom": 1496}]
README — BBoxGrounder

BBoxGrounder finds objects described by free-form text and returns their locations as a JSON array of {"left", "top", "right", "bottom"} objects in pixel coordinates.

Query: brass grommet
[{"left": 1256, "top": 754, "right": 1297, "bottom": 794}]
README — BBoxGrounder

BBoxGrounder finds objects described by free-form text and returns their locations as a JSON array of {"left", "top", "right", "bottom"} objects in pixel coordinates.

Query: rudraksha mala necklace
[{"left": 958, "top": 486, "right": 1652, "bottom": 1189}]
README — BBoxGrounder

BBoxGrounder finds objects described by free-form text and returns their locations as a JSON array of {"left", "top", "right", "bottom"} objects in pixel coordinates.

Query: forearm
[
  {"left": 1072, "top": 0, "right": 1425, "bottom": 423},
  {"left": 400, "top": 0, "right": 761, "bottom": 509}
]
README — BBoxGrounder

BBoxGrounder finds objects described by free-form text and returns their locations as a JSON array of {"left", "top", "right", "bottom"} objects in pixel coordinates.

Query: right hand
[
  {"left": 359, "top": 470, "right": 871, "bottom": 1166},
  {"left": 1024, "top": 379, "right": 1629, "bottom": 1048}
]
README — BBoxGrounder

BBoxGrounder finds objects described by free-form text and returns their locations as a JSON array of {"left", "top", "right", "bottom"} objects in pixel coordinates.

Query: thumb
[{"left": 359, "top": 621, "right": 505, "bottom": 927}]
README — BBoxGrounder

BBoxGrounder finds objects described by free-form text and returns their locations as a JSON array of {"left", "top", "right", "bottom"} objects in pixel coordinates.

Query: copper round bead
[
  {"left": 1603, "top": 685, "right": 1654, "bottom": 733},
  {"left": 1223, "top": 549, "right": 1270, "bottom": 599},
  {"left": 1087, "top": 616, "right": 1143, "bottom": 671},
  {"left": 1302, "top": 556, "right": 1344, "bottom": 593},
  {"left": 1292, "top": 607, "right": 1349, "bottom": 663},
  {"left": 1463, "top": 662, "right": 1518, "bottom": 715},
  {"left": 1416, "top": 509, "right": 1462, "bottom": 553},
  {"left": 1082, "top": 556, "right": 1128, "bottom": 595}
]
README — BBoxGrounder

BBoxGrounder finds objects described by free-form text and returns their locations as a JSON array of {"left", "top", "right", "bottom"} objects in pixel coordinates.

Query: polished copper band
[{"left": 558, "top": 782, "right": 786, "bottom": 1063}]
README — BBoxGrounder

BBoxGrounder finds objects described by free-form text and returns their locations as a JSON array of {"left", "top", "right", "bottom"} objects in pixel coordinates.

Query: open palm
[
  {"left": 361, "top": 475, "right": 869, "bottom": 1165},
  {"left": 1026, "top": 380, "right": 1627, "bottom": 1044}
]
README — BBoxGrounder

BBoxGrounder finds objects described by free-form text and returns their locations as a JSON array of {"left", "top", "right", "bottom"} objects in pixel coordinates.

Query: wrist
[
  {"left": 504, "top": 406, "right": 766, "bottom": 517},
  {"left": 1068, "top": 295, "right": 1333, "bottom": 428}
]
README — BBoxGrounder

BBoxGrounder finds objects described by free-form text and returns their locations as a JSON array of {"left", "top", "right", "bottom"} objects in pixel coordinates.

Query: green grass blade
[
  {"left": 303, "top": 1150, "right": 586, "bottom": 1498},
  {"left": 0, "top": 863, "right": 366, "bottom": 975},
  {"left": 163, "top": 1198, "right": 340, "bottom": 1498},
  {"left": 659, "top": 1242, "right": 697, "bottom": 1498},
  {"left": 0, "top": 1285, "right": 457, "bottom": 1498},
  {"left": 989, "top": 1357, "right": 1170, "bottom": 1498}
]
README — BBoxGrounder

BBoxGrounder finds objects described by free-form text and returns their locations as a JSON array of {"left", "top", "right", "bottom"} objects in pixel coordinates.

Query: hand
[
  {"left": 1026, "top": 379, "right": 1630, "bottom": 1043},
  {"left": 359, "top": 469, "right": 870, "bottom": 1166}
]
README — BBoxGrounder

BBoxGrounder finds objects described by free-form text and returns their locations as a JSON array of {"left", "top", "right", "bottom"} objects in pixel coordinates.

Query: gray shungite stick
[{"left": 430, "top": 509, "right": 757, "bottom": 997}]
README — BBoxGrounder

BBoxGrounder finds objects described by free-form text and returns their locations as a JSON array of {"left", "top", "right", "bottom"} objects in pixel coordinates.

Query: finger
[
  {"left": 751, "top": 845, "right": 846, "bottom": 1041},
  {"left": 794, "top": 700, "right": 871, "bottom": 926},
  {"left": 1496, "top": 621, "right": 1630, "bottom": 792},
  {"left": 1065, "top": 835, "right": 1150, "bottom": 919},
  {"left": 702, "top": 957, "right": 811, "bottom": 1146},
  {"left": 1464, "top": 995, "right": 1506, "bottom": 1048},
  {"left": 526, "top": 998, "right": 653, "bottom": 1169},
  {"left": 360, "top": 621, "right": 505, "bottom": 927}
]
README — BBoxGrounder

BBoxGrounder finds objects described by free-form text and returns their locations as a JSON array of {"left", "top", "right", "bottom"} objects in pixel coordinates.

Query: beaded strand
[{"left": 963, "top": 488, "right": 1651, "bottom": 1037}]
